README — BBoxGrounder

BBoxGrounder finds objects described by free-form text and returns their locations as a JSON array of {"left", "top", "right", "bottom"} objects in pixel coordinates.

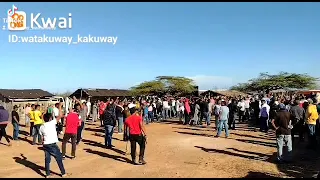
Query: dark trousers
[
  {"left": 100, "top": 114, "right": 104, "bottom": 126},
  {"left": 228, "top": 114, "right": 236, "bottom": 129},
  {"left": 129, "top": 134, "right": 146, "bottom": 161},
  {"left": 76, "top": 121, "right": 85, "bottom": 144},
  {"left": 12, "top": 121, "right": 19, "bottom": 140},
  {"left": 62, "top": 133, "right": 77, "bottom": 157},
  {"left": 184, "top": 111, "right": 190, "bottom": 125},
  {"left": 238, "top": 110, "right": 245, "bottom": 122},
  {"left": 30, "top": 122, "right": 34, "bottom": 136},
  {"left": 254, "top": 110, "right": 260, "bottom": 125},
  {"left": 292, "top": 121, "right": 305, "bottom": 142},
  {"left": 245, "top": 108, "right": 250, "bottom": 121},
  {"left": 0, "top": 124, "right": 10, "bottom": 143},
  {"left": 260, "top": 117, "right": 269, "bottom": 132},
  {"left": 33, "top": 124, "right": 42, "bottom": 144},
  {"left": 43, "top": 143, "right": 66, "bottom": 176},
  {"left": 307, "top": 124, "right": 317, "bottom": 148}
]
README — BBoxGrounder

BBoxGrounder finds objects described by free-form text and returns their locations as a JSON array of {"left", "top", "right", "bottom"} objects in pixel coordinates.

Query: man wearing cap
[
  {"left": 271, "top": 103, "right": 294, "bottom": 163},
  {"left": 305, "top": 98, "right": 319, "bottom": 149}
]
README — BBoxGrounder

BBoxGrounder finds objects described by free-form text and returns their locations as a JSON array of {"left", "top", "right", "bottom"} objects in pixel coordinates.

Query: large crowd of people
[{"left": 0, "top": 91, "right": 320, "bottom": 177}]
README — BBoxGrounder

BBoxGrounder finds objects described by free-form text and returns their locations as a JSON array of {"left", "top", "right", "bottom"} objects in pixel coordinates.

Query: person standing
[
  {"left": 271, "top": 103, "right": 293, "bottom": 163},
  {"left": 228, "top": 99, "right": 238, "bottom": 130},
  {"left": 289, "top": 100, "right": 305, "bottom": 142},
  {"left": 25, "top": 104, "right": 31, "bottom": 127},
  {"left": 215, "top": 101, "right": 230, "bottom": 138},
  {"left": 184, "top": 98, "right": 191, "bottom": 125},
  {"left": 214, "top": 101, "right": 222, "bottom": 129},
  {"left": 12, "top": 105, "right": 20, "bottom": 140},
  {"left": 116, "top": 101, "right": 124, "bottom": 133},
  {"left": 103, "top": 104, "right": 117, "bottom": 148},
  {"left": 39, "top": 102, "right": 69, "bottom": 178},
  {"left": 259, "top": 100, "right": 270, "bottom": 132},
  {"left": 62, "top": 108, "right": 81, "bottom": 159},
  {"left": 28, "top": 104, "right": 35, "bottom": 137},
  {"left": 125, "top": 108, "right": 147, "bottom": 165},
  {"left": 33, "top": 105, "right": 44, "bottom": 145},
  {"left": 92, "top": 102, "right": 98, "bottom": 123},
  {"left": 73, "top": 97, "right": 86, "bottom": 145},
  {"left": 53, "top": 103, "right": 63, "bottom": 135},
  {"left": 199, "top": 99, "right": 210, "bottom": 126},
  {"left": 237, "top": 99, "right": 246, "bottom": 123},
  {"left": 0, "top": 106, "right": 11, "bottom": 146},
  {"left": 99, "top": 101, "right": 107, "bottom": 127},
  {"left": 305, "top": 99, "right": 319, "bottom": 149}
]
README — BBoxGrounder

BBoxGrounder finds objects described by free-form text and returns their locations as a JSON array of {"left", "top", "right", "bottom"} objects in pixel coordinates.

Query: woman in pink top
[{"left": 184, "top": 98, "right": 191, "bottom": 125}]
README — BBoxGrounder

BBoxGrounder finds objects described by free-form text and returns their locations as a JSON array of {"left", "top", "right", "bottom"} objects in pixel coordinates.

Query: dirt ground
[{"left": 0, "top": 118, "right": 319, "bottom": 178}]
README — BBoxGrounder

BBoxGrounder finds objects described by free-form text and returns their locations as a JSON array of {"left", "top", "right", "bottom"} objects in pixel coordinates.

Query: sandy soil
[{"left": 0, "top": 118, "right": 319, "bottom": 178}]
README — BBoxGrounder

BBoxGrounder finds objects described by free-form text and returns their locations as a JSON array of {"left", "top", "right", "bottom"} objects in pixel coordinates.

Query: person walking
[
  {"left": 39, "top": 102, "right": 69, "bottom": 178},
  {"left": 12, "top": 105, "right": 20, "bottom": 140},
  {"left": 125, "top": 107, "right": 147, "bottom": 165},
  {"left": 0, "top": 106, "right": 11, "bottom": 146},
  {"left": 215, "top": 101, "right": 230, "bottom": 138},
  {"left": 62, "top": 108, "right": 81, "bottom": 159}
]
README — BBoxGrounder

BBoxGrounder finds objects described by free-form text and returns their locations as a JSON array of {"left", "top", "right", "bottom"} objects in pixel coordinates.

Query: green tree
[
  {"left": 130, "top": 76, "right": 196, "bottom": 96},
  {"left": 230, "top": 72, "right": 318, "bottom": 92}
]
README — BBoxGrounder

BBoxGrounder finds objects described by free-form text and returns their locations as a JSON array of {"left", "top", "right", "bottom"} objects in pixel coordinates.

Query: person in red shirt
[
  {"left": 61, "top": 108, "right": 81, "bottom": 159},
  {"left": 99, "top": 101, "right": 107, "bottom": 127},
  {"left": 124, "top": 108, "right": 147, "bottom": 165}
]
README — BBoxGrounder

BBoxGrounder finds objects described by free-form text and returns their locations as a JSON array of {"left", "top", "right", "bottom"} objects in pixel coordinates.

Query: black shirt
[
  {"left": 12, "top": 110, "right": 19, "bottom": 123},
  {"left": 115, "top": 105, "right": 123, "bottom": 119},
  {"left": 200, "top": 102, "right": 209, "bottom": 113},
  {"left": 274, "top": 110, "right": 292, "bottom": 135}
]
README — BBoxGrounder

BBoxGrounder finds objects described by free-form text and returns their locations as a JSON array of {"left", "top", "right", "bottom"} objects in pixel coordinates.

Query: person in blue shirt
[{"left": 143, "top": 104, "right": 149, "bottom": 124}]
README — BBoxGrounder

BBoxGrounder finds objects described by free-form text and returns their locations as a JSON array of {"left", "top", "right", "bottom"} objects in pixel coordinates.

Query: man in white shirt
[
  {"left": 171, "top": 99, "right": 176, "bottom": 118},
  {"left": 237, "top": 99, "right": 246, "bottom": 123},
  {"left": 162, "top": 99, "right": 170, "bottom": 120},
  {"left": 53, "top": 103, "right": 63, "bottom": 135},
  {"left": 244, "top": 98, "right": 251, "bottom": 121},
  {"left": 259, "top": 99, "right": 270, "bottom": 132},
  {"left": 39, "top": 103, "right": 69, "bottom": 178},
  {"left": 86, "top": 100, "right": 91, "bottom": 118}
]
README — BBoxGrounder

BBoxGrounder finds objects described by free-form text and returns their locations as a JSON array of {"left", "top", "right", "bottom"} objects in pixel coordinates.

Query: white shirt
[
  {"left": 244, "top": 100, "right": 250, "bottom": 108},
  {"left": 163, "top": 101, "right": 169, "bottom": 109},
  {"left": 171, "top": 100, "right": 176, "bottom": 107},
  {"left": 39, "top": 119, "right": 58, "bottom": 145},
  {"left": 86, "top": 102, "right": 91, "bottom": 116},
  {"left": 238, "top": 102, "right": 245, "bottom": 111},
  {"left": 53, "top": 107, "right": 59, "bottom": 122},
  {"left": 128, "top": 103, "right": 136, "bottom": 109}
]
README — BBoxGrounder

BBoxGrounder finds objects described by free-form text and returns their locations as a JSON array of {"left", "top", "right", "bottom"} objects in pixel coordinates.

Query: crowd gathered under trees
[{"left": 0, "top": 72, "right": 320, "bottom": 177}]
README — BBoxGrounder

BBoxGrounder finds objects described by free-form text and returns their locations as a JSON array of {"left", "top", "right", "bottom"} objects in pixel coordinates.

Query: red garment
[
  {"left": 65, "top": 112, "right": 81, "bottom": 134},
  {"left": 299, "top": 102, "right": 303, "bottom": 108},
  {"left": 99, "top": 102, "right": 107, "bottom": 115},
  {"left": 125, "top": 114, "right": 142, "bottom": 135},
  {"left": 184, "top": 98, "right": 191, "bottom": 114}
]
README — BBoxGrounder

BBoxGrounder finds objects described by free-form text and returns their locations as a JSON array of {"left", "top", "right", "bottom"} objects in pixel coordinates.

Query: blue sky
[{"left": 0, "top": 2, "right": 319, "bottom": 93}]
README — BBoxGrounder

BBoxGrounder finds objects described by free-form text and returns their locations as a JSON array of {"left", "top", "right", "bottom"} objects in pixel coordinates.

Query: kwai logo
[{"left": 7, "top": 4, "right": 73, "bottom": 31}]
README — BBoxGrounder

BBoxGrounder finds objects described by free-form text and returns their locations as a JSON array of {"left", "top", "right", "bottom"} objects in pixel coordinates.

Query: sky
[{"left": 0, "top": 2, "right": 319, "bottom": 93}]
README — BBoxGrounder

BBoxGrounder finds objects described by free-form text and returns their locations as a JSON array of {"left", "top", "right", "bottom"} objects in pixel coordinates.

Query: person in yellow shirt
[
  {"left": 32, "top": 105, "right": 44, "bottom": 145},
  {"left": 28, "top": 104, "right": 35, "bottom": 137},
  {"left": 305, "top": 98, "right": 319, "bottom": 149}
]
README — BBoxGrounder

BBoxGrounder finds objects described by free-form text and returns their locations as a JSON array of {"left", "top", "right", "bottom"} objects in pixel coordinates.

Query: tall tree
[
  {"left": 230, "top": 72, "right": 318, "bottom": 92},
  {"left": 130, "top": 76, "right": 196, "bottom": 96}
]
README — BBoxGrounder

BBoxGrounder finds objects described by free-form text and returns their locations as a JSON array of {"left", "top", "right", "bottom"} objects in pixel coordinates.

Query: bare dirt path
[{"left": 0, "top": 119, "right": 319, "bottom": 178}]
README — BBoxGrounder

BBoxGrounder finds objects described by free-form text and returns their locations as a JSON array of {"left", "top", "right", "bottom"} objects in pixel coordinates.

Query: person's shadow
[{"left": 13, "top": 154, "right": 60, "bottom": 177}]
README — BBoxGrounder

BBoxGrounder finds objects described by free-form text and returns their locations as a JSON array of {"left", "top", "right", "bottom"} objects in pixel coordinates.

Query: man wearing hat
[{"left": 271, "top": 103, "right": 293, "bottom": 163}]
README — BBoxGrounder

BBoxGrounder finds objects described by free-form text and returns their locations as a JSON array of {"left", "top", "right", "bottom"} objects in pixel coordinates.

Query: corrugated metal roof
[
  {"left": 0, "top": 89, "right": 54, "bottom": 99},
  {"left": 83, "top": 89, "right": 131, "bottom": 97}
]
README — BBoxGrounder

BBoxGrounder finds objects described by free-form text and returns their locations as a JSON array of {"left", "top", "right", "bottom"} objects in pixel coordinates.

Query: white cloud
[{"left": 187, "top": 75, "right": 234, "bottom": 90}]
